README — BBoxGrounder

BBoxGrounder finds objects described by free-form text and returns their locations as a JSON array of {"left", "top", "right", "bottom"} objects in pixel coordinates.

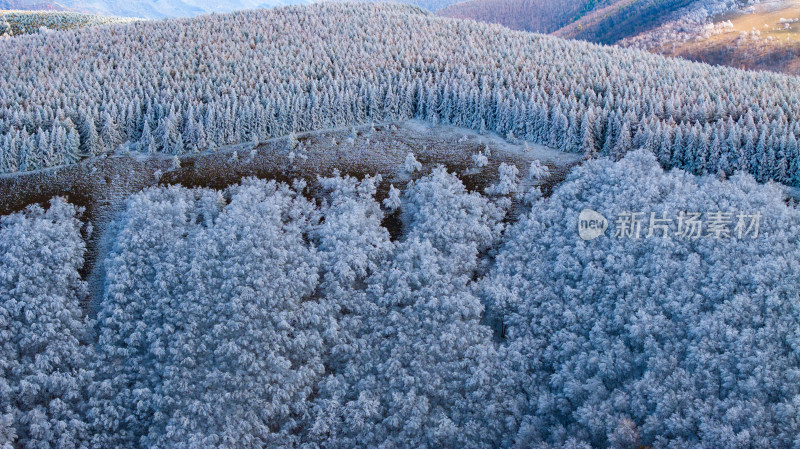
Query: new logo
[{"left": 578, "top": 209, "right": 607, "bottom": 240}]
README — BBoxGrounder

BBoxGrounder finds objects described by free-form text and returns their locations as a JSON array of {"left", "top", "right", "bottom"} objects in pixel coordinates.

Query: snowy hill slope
[
  {"left": 437, "top": 0, "right": 598, "bottom": 34},
  {"left": 0, "top": 10, "right": 137, "bottom": 35},
  {"left": 438, "top": 0, "right": 793, "bottom": 74},
  {"left": 621, "top": 0, "right": 800, "bottom": 76},
  {"left": 2, "top": 2, "right": 800, "bottom": 190},
  {"left": 0, "top": 0, "right": 70, "bottom": 10},
  {"left": 0, "top": 120, "right": 580, "bottom": 290},
  {"left": 3, "top": 0, "right": 311, "bottom": 18},
  {"left": 437, "top": 0, "right": 723, "bottom": 39}
]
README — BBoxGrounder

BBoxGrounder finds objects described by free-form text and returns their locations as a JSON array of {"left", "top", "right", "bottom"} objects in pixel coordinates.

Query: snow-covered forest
[
  {"left": 3, "top": 4, "right": 800, "bottom": 446},
  {"left": 437, "top": 0, "right": 597, "bottom": 34},
  {"left": 324, "top": 0, "right": 465, "bottom": 12},
  {"left": 2, "top": 150, "right": 799, "bottom": 448},
  {"left": 0, "top": 11, "right": 137, "bottom": 37},
  {"left": 483, "top": 150, "right": 800, "bottom": 448},
  {"left": 2, "top": 2, "right": 800, "bottom": 188},
  {"left": 0, "top": 199, "right": 92, "bottom": 448}
]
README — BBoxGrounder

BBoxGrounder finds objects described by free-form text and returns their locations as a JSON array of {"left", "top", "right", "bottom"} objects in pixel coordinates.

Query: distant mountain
[
  {"left": 438, "top": 0, "right": 800, "bottom": 76},
  {"left": 551, "top": 0, "right": 697, "bottom": 43},
  {"left": 2, "top": 0, "right": 312, "bottom": 18},
  {"left": 3, "top": 0, "right": 449, "bottom": 18},
  {"left": 321, "top": 0, "right": 464, "bottom": 13},
  {"left": 621, "top": 0, "right": 800, "bottom": 76},
  {"left": 437, "top": 0, "right": 800, "bottom": 75},
  {"left": 0, "top": 0, "right": 71, "bottom": 10},
  {"left": 180, "top": 0, "right": 313, "bottom": 15},
  {"left": 59, "top": 0, "right": 201, "bottom": 18},
  {"left": 0, "top": 10, "right": 137, "bottom": 35},
  {"left": 438, "top": 0, "right": 703, "bottom": 39},
  {"left": 438, "top": 0, "right": 599, "bottom": 34}
]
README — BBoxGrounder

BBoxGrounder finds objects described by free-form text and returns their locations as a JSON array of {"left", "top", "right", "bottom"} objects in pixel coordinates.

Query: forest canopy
[{"left": 2, "top": 151, "right": 799, "bottom": 448}]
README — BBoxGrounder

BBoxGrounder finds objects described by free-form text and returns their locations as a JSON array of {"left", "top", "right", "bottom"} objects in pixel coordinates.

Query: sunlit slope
[{"left": 652, "top": 0, "right": 800, "bottom": 74}]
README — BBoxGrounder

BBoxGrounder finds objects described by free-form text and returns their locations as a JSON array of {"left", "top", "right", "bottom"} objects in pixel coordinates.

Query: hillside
[
  {"left": 437, "top": 0, "right": 599, "bottom": 34},
  {"left": 0, "top": 0, "right": 68, "bottom": 10},
  {"left": 0, "top": 10, "right": 137, "bottom": 35},
  {"left": 4, "top": 145, "right": 800, "bottom": 448},
  {"left": 2, "top": 0, "right": 312, "bottom": 19},
  {"left": 438, "top": 0, "right": 800, "bottom": 74},
  {"left": 437, "top": 0, "right": 718, "bottom": 40},
  {"left": 0, "top": 120, "right": 580, "bottom": 289},
  {"left": 623, "top": 0, "right": 800, "bottom": 75},
  {"left": 2, "top": 3, "right": 800, "bottom": 189},
  {"left": 551, "top": 0, "right": 718, "bottom": 43}
]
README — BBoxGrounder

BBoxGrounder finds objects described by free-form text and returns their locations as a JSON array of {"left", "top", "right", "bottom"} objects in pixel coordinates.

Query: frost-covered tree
[
  {"left": 90, "top": 179, "right": 331, "bottom": 448},
  {"left": 382, "top": 184, "right": 402, "bottom": 211},
  {"left": 0, "top": 199, "right": 92, "bottom": 449},
  {"left": 78, "top": 113, "right": 99, "bottom": 157},
  {"left": 486, "top": 162, "right": 520, "bottom": 195},
  {"left": 482, "top": 150, "right": 800, "bottom": 448},
  {"left": 472, "top": 151, "right": 489, "bottom": 169},
  {"left": 310, "top": 173, "right": 395, "bottom": 373},
  {"left": 99, "top": 111, "right": 120, "bottom": 152},
  {"left": 527, "top": 159, "right": 550, "bottom": 181},
  {"left": 0, "top": 411, "right": 15, "bottom": 449},
  {"left": 309, "top": 168, "right": 519, "bottom": 448},
  {"left": 404, "top": 151, "right": 422, "bottom": 174}
]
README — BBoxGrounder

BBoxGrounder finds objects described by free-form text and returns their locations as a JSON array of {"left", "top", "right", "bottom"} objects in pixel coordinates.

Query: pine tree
[
  {"left": 78, "top": 113, "right": 99, "bottom": 157},
  {"left": 99, "top": 111, "right": 120, "bottom": 152},
  {"left": 65, "top": 128, "right": 81, "bottom": 164},
  {"left": 140, "top": 120, "right": 157, "bottom": 154},
  {"left": 580, "top": 110, "right": 596, "bottom": 157},
  {"left": 612, "top": 121, "right": 632, "bottom": 160}
]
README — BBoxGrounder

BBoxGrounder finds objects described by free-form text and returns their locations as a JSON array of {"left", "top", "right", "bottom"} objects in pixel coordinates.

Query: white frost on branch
[
  {"left": 527, "top": 159, "right": 550, "bottom": 181},
  {"left": 472, "top": 151, "right": 489, "bottom": 169},
  {"left": 404, "top": 151, "right": 422, "bottom": 174},
  {"left": 485, "top": 162, "right": 520, "bottom": 195},
  {"left": 382, "top": 184, "right": 402, "bottom": 211}
]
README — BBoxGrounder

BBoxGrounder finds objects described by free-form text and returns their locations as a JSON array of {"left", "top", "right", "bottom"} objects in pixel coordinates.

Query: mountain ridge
[{"left": 1, "top": 0, "right": 311, "bottom": 18}]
